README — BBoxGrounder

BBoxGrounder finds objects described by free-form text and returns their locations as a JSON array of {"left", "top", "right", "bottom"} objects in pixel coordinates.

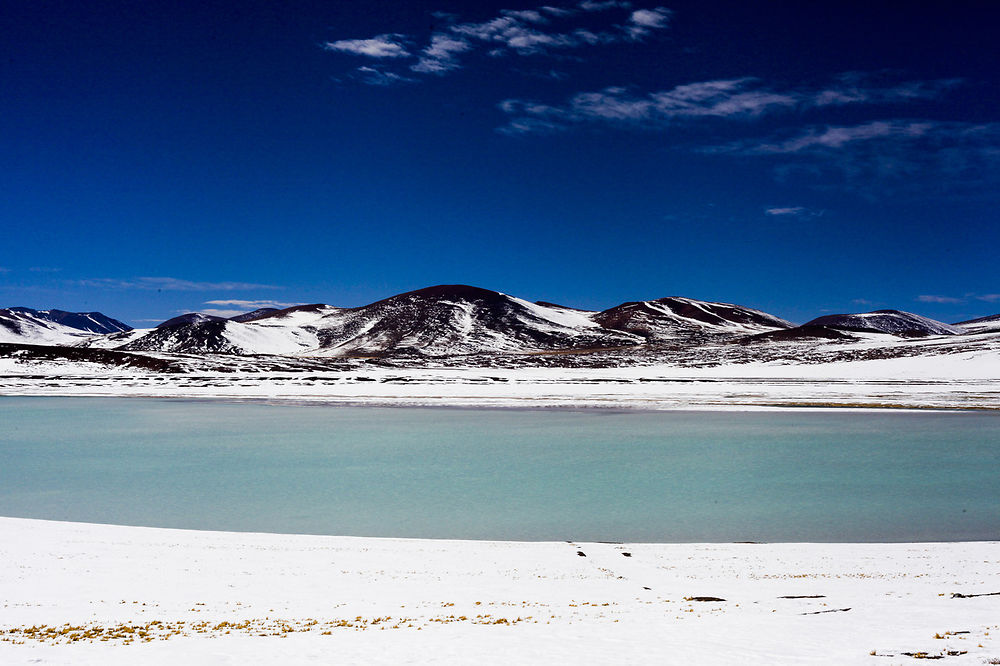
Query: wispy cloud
[
  {"left": 198, "top": 309, "right": 257, "bottom": 318},
  {"left": 411, "top": 34, "right": 473, "bottom": 74},
  {"left": 354, "top": 66, "right": 417, "bottom": 86},
  {"left": 0, "top": 267, "right": 10, "bottom": 274},
  {"left": 498, "top": 75, "right": 960, "bottom": 134},
  {"left": 625, "top": 7, "right": 672, "bottom": 39},
  {"left": 764, "top": 206, "right": 824, "bottom": 218},
  {"left": 851, "top": 298, "right": 875, "bottom": 306},
  {"left": 917, "top": 294, "right": 965, "bottom": 304},
  {"left": 717, "top": 120, "right": 1000, "bottom": 197},
  {"left": 917, "top": 293, "right": 1000, "bottom": 304},
  {"left": 725, "top": 120, "right": 936, "bottom": 154},
  {"left": 325, "top": 2, "right": 672, "bottom": 84},
  {"left": 73, "top": 277, "right": 282, "bottom": 291},
  {"left": 29, "top": 266, "right": 61, "bottom": 273},
  {"left": 204, "top": 299, "right": 301, "bottom": 308},
  {"left": 323, "top": 34, "right": 410, "bottom": 58}
]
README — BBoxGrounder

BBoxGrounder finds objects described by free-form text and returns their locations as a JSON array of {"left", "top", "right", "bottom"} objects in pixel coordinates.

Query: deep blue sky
[{"left": 2, "top": 0, "right": 998, "bottom": 325}]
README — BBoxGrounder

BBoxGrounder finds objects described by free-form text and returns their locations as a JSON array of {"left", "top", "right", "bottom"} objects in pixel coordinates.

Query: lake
[{"left": 1, "top": 397, "right": 998, "bottom": 542}]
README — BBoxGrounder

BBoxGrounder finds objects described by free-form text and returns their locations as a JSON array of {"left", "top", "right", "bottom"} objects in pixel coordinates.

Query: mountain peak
[
  {"left": 379, "top": 284, "right": 507, "bottom": 304},
  {"left": 156, "top": 313, "right": 228, "bottom": 329}
]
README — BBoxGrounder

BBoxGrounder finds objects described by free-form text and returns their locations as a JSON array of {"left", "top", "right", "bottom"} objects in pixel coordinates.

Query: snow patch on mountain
[
  {"left": 220, "top": 321, "right": 320, "bottom": 355},
  {"left": 956, "top": 313, "right": 1000, "bottom": 333}
]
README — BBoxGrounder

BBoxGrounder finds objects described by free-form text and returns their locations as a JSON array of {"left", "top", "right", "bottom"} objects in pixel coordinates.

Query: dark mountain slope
[{"left": 803, "top": 310, "right": 962, "bottom": 337}]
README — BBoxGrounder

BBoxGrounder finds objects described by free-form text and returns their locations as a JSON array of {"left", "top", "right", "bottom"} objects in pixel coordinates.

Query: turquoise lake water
[{"left": 1, "top": 397, "right": 998, "bottom": 542}]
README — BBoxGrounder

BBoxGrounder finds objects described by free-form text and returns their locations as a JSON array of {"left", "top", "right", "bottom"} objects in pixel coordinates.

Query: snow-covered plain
[
  {"left": 0, "top": 517, "right": 997, "bottom": 665},
  {"left": 1, "top": 347, "right": 998, "bottom": 410}
]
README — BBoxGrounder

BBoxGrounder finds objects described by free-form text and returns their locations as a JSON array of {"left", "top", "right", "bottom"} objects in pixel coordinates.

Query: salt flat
[{"left": 0, "top": 517, "right": 997, "bottom": 664}]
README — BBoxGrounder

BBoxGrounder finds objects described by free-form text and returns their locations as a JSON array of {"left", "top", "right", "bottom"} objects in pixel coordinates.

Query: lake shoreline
[{"left": 4, "top": 390, "right": 993, "bottom": 413}]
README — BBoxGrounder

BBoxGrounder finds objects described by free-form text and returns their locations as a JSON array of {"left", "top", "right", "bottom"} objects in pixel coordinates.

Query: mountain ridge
[{"left": 2, "top": 285, "right": 997, "bottom": 359}]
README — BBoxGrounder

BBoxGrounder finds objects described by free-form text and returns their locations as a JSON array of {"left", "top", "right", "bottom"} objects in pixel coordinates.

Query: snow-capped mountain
[
  {"left": 7, "top": 288, "right": 995, "bottom": 364},
  {"left": 98, "top": 286, "right": 792, "bottom": 357},
  {"left": 593, "top": 296, "right": 792, "bottom": 340},
  {"left": 113, "top": 285, "right": 644, "bottom": 357},
  {"left": 115, "top": 318, "right": 320, "bottom": 356},
  {"left": 956, "top": 314, "right": 1000, "bottom": 333},
  {"left": 306, "top": 285, "right": 644, "bottom": 356},
  {"left": 102, "top": 306, "right": 337, "bottom": 355},
  {"left": 0, "top": 307, "right": 131, "bottom": 345},
  {"left": 801, "top": 310, "right": 963, "bottom": 337}
]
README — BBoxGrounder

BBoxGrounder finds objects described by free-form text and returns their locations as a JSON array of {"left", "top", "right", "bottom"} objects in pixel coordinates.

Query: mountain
[
  {"left": 593, "top": 296, "right": 791, "bottom": 340},
  {"left": 115, "top": 318, "right": 318, "bottom": 356},
  {"left": 302, "top": 285, "right": 642, "bottom": 357},
  {"left": 109, "top": 285, "right": 647, "bottom": 357},
  {"left": 5, "top": 307, "right": 130, "bottom": 334},
  {"left": 0, "top": 307, "right": 131, "bottom": 345},
  {"left": 741, "top": 324, "right": 856, "bottom": 344},
  {"left": 956, "top": 313, "right": 1000, "bottom": 333},
  {"left": 801, "top": 310, "right": 963, "bottom": 337},
  {"left": 117, "top": 318, "right": 240, "bottom": 354},
  {"left": 99, "top": 286, "right": 798, "bottom": 357},
  {"left": 5, "top": 288, "right": 999, "bottom": 371}
]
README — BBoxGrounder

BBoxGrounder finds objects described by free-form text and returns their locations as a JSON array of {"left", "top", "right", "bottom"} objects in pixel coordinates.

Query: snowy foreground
[
  {"left": 2, "top": 349, "right": 999, "bottom": 410},
  {"left": 0, "top": 520, "right": 997, "bottom": 665}
]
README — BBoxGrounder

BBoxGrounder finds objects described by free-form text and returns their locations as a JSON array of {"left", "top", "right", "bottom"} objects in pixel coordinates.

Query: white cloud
[
  {"left": 710, "top": 120, "right": 1000, "bottom": 197},
  {"left": 204, "top": 299, "right": 301, "bottom": 308},
  {"left": 738, "top": 121, "right": 934, "bottom": 154},
  {"left": 74, "top": 277, "right": 281, "bottom": 291},
  {"left": 917, "top": 295, "right": 965, "bottom": 304},
  {"left": 501, "top": 9, "right": 549, "bottom": 23},
  {"left": 324, "top": 34, "right": 410, "bottom": 58},
  {"left": 499, "top": 75, "right": 962, "bottom": 134},
  {"left": 325, "top": 3, "right": 671, "bottom": 83},
  {"left": 764, "top": 206, "right": 823, "bottom": 218},
  {"left": 449, "top": 14, "right": 606, "bottom": 55},
  {"left": 411, "top": 34, "right": 472, "bottom": 74},
  {"left": 813, "top": 73, "right": 961, "bottom": 107},
  {"left": 915, "top": 293, "right": 1000, "bottom": 305},
  {"left": 197, "top": 309, "right": 250, "bottom": 318},
  {"left": 625, "top": 7, "right": 672, "bottom": 38},
  {"left": 540, "top": 6, "right": 575, "bottom": 17},
  {"left": 499, "top": 78, "right": 800, "bottom": 133},
  {"left": 355, "top": 66, "right": 416, "bottom": 86}
]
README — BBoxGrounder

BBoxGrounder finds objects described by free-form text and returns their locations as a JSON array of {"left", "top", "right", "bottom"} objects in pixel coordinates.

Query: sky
[{"left": 2, "top": 0, "right": 998, "bottom": 326}]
